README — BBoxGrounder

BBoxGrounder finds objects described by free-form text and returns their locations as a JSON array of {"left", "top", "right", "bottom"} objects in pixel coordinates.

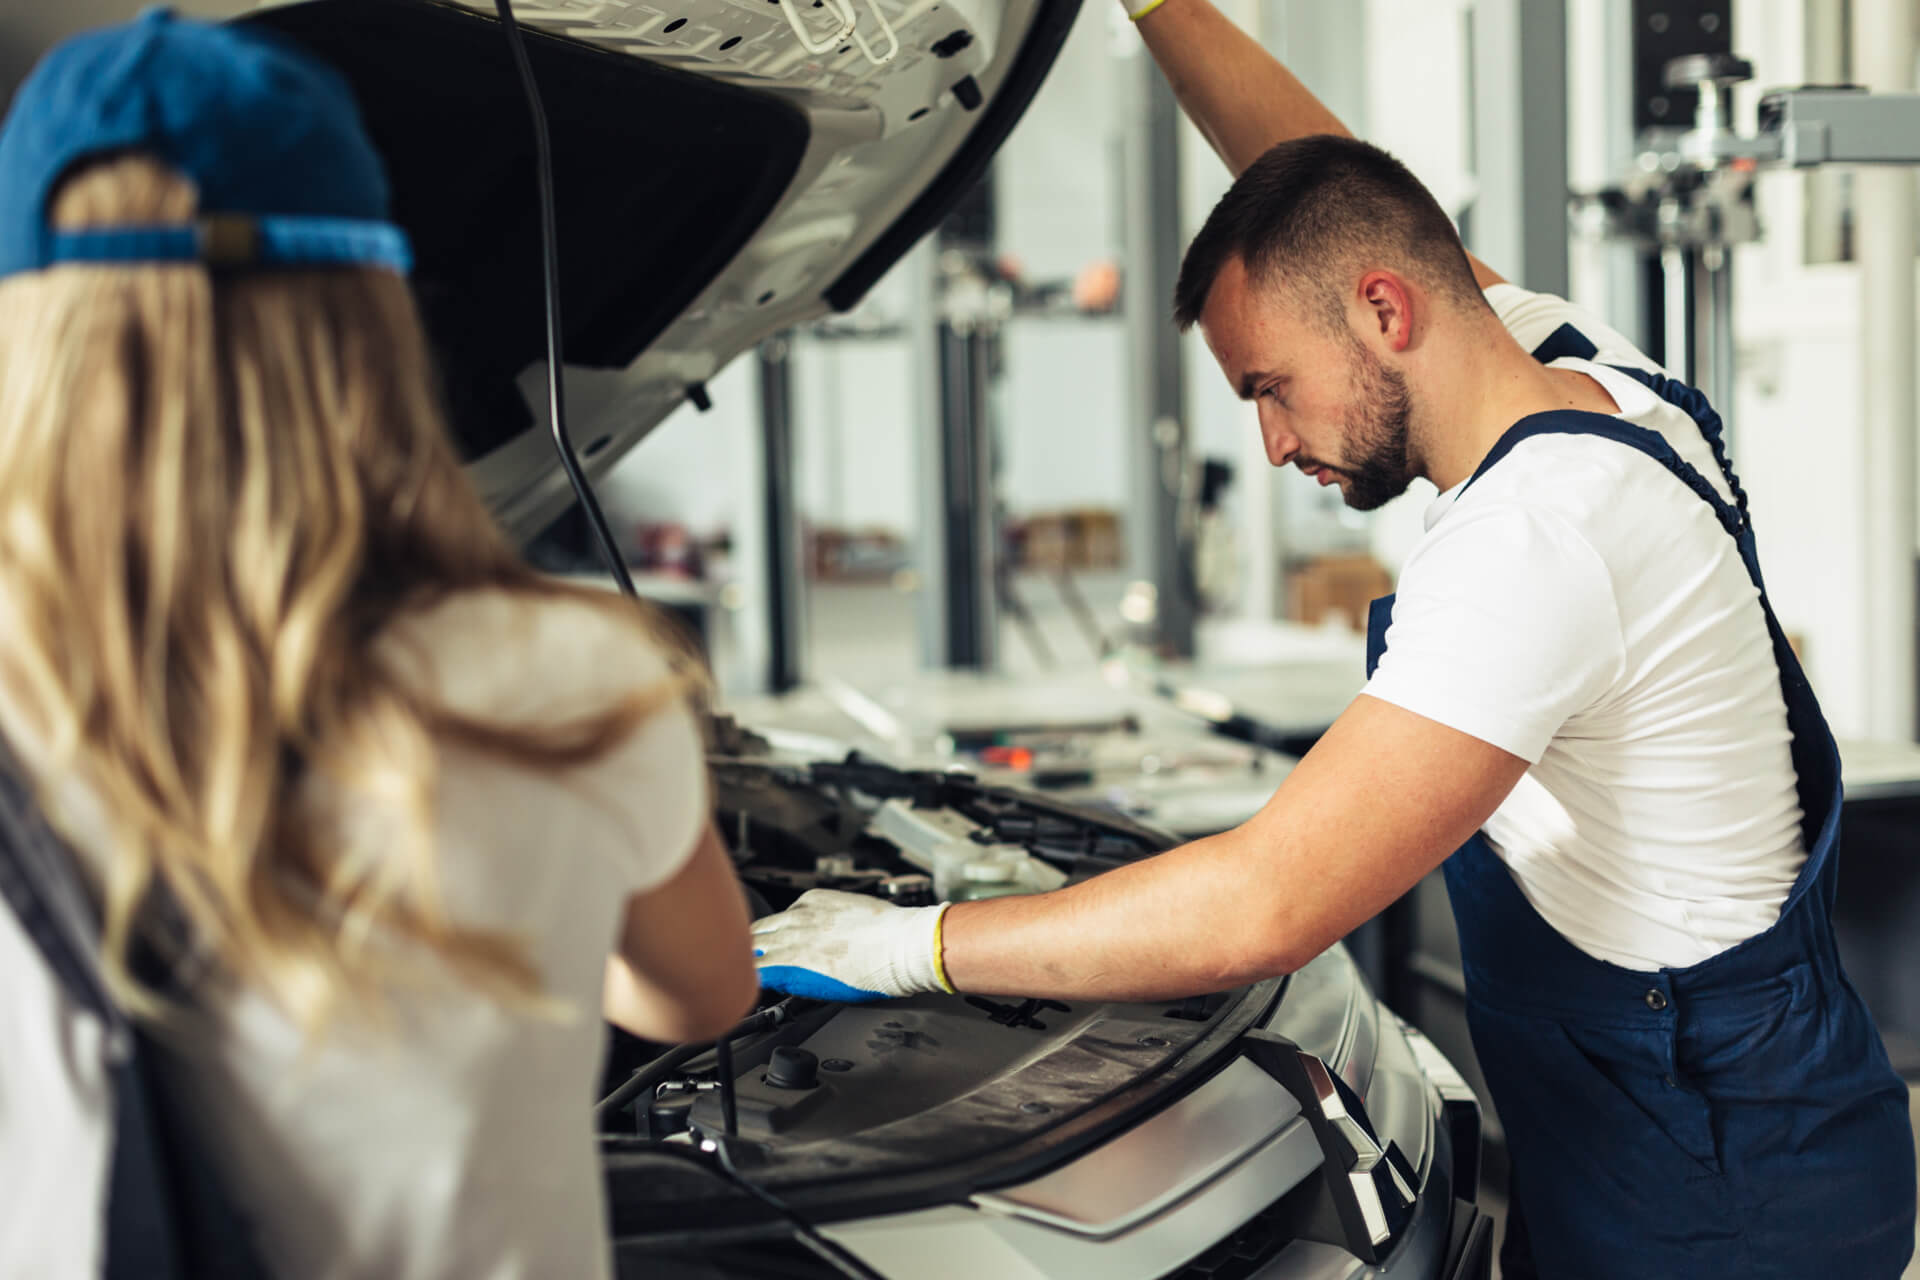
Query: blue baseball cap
[{"left": 0, "top": 7, "right": 411, "bottom": 277}]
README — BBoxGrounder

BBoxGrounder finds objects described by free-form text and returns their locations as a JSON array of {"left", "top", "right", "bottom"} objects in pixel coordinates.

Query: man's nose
[{"left": 1258, "top": 407, "right": 1299, "bottom": 467}]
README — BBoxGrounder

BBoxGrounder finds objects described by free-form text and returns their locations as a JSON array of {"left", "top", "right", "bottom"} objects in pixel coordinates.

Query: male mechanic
[{"left": 752, "top": 1, "right": 1917, "bottom": 1274}]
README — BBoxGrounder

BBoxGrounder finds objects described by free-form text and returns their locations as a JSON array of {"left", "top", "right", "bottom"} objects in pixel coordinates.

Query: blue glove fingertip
[{"left": 756, "top": 965, "right": 888, "bottom": 1003}]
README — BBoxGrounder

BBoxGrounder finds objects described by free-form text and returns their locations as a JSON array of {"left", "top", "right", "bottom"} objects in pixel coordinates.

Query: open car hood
[
  {"left": 4, "top": 0, "right": 1077, "bottom": 541},
  {"left": 240, "top": 0, "right": 1081, "bottom": 541}
]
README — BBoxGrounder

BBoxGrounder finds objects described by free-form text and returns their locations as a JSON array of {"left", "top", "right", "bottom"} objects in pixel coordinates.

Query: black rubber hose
[
  {"left": 714, "top": 1034, "right": 740, "bottom": 1138},
  {"left": 492, "top": 0, "right": 638, "bottom": 598},
  {"left": 595, "top": 1002, "right": 791, "bottom": 1123},
  {"left": 596, "top": 1040, "right": 707, "bottom": 1123}
]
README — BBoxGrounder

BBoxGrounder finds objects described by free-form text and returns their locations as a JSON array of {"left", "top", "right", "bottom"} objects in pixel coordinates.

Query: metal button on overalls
[{"left": 1364, "top": 332, "right": 1915, "bottom": 1279}]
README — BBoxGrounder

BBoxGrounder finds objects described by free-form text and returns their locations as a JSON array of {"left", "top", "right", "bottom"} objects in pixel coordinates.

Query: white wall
[
  {"left": 997, "top": 318, "right": 1132, "bottom": 512},
  {"left": 597, "top": 358, "right": 754, "bottom": 537},
  {"left": 791, "top": 329, "right": 917, "bottom": 532},
  {"left": 992, "top": 1, "right": 1132, "bottom": 516},
  {"left": 993, "top": 4, "right": 1124, "bottom": 284}
]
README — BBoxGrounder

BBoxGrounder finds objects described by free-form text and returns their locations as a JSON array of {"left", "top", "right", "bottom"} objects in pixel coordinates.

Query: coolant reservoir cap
[{"left": 962, "top": 851, "right": 1024, "bottom": 881}]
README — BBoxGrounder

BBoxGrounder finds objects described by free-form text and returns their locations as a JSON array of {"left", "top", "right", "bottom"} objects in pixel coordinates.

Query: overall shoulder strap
[
  {"left": 1459, "top": 411, "right": 1748, "bottom": 548},
  {"left": 1517, "top": 328, "right": 1839, "bottom": 876},
  {"left": 1601, "top": 363, "right": 1753, "bottom": 534},
  {"left": 1527, "top": 321, "right": 1598, "bottom": 365},
  {"left": 1523, "top": 321, "right": 1754, "bottom": 535}
]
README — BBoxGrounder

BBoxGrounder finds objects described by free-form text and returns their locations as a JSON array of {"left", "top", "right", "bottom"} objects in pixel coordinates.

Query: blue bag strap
[
  {"left": 0, "top": 739, "right": 270, "bottom": 1279},
  {"left": 0, "top": 739, "right": 127, "bottom": 1045}
]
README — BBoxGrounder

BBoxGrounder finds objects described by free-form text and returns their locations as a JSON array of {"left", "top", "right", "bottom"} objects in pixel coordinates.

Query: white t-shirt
[
  {"left": 0, "top": 587, "right": 707, "bottom": 1280},
  {"left": 1362, "top": 284, "right": 1806, "bottom": 971}
]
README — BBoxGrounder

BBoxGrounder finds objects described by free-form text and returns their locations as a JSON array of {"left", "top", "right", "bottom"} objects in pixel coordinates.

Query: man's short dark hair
[{"left": 1172, "top": 135, "right": 1485, "bottom": 333}]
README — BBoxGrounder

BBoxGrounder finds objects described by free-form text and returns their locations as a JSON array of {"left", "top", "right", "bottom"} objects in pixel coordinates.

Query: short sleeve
[
  {"left": 377, "top": 587, "right": 710, "bottom": 896},
  {"left": 1483, "top": 282, "right": 1662, "bottom": 375},
  {"left": 566, "top": 685, "right": 708, "bottom": 895},
  {"left": 1362, "top": 501, "right": 1626, "bottom": 764}
]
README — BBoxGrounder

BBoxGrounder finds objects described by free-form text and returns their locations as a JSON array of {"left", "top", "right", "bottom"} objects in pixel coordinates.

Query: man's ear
[{"left": 1357, "top": 271, "right": 1414, "bottom": 353}]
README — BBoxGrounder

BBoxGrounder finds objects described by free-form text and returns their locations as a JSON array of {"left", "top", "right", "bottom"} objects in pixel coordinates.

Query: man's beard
[{"left": 1334, "top": 338, "right": 1417, "bottom": 512}]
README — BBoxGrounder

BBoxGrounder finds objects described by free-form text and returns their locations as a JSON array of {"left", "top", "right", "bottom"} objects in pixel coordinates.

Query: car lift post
[
  {"left": 932, "top": 260, "right": 1001, "bottom": 672},
  {"left": 1121, "top": 54, "right": 1196, "bottom": 660},
  {"left": 757, "top": 334, "right": 807, "bottom": 694}
]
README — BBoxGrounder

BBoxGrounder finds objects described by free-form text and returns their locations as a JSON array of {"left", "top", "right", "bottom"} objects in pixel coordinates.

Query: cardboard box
[
  {"left": 1016, "top": 509, "right": 1124, "bottom": 571},
  {"left": 1076, "top": 510, "right": 1123, "bottom": 569},
  {"left": 1022, "top": 515, "right": 1072, "bottom": 570},
  {"left": 1286, "top": 553, "right": 1393, "bottom": 633}
]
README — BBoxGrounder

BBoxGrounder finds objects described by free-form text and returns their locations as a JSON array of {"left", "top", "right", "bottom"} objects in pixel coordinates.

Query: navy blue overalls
[{"left": 1366, "top": 328, "right": 1916, "bottom": 1278}]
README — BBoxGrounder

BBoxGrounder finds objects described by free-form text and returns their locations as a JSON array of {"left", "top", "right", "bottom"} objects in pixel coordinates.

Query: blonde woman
[{"left": 0, "top": 12, "right": 756, "bottom": 1279}]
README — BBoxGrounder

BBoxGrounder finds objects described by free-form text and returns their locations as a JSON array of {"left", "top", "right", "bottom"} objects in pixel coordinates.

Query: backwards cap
[{"left": 0, "top": 7, "right": 410, "bottom": 276}]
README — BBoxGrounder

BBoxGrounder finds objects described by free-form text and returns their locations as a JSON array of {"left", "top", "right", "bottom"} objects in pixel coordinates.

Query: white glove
[{"left": 752, "top": 889, "right": 953, "bottom": 1002}]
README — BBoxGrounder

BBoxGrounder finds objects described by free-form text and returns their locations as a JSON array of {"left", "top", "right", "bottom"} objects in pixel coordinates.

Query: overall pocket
[{"left": 1468, "top": 1001, "right": 1723, "bottom": 1182}]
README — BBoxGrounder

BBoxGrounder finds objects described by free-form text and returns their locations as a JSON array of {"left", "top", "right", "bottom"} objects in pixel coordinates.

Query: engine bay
[{"left": 595, "top": 730, "right": 1282, "bottom": 1237}]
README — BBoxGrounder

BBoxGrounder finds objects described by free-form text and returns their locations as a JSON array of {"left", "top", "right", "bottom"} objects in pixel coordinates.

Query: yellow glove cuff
[
  {"left": 1128, "top": 0, "right": 1171, "bottom": 21},
  {"left": 930, "top": 902, "right": 956, "bottom": 994}
]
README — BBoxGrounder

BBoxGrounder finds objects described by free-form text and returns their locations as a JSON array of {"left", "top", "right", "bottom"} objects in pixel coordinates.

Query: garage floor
[{"left": 798, "top": 579, "right": 1920, "bottom": 1277}]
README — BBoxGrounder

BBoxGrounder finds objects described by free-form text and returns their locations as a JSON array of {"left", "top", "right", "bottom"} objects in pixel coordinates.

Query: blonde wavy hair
[{"left": 0, "top": 155, "right": 691, "bottom": 1030}]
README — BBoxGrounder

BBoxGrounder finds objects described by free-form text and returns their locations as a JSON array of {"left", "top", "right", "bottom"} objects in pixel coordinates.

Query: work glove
[{"left": 752, "top": 889, "right": 954, "bottom": 1002}]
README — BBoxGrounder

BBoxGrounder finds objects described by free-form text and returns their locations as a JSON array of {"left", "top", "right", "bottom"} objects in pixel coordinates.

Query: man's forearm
[
  {"left": 753, "top": 700, "right": 1528, "bottom": 1006},
  {"left": 937, "top": 829, "right": 1303, "bottom": 1001},
  {"left": 1134, "top": 0, "right": 1351, "bottom": 176},
  {"left": 933, "top": 695, "right": 1528, "bottom": 1002}
]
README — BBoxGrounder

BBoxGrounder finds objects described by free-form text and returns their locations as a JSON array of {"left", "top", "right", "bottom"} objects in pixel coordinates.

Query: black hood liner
[{"left": 244, "top": 0, "right": 809, "bottom": 461}]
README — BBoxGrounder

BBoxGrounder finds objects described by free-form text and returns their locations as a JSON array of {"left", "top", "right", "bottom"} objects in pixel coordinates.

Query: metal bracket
[{"left": 1756, "top": 86, "right": 1920, "bottom": 166}]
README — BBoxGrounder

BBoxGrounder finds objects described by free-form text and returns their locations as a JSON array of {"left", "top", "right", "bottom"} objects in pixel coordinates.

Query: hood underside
[
  {"left": 1, "top": 0, "right": 1079, "bottom": 540},
  {"left": 246, "top": 0, "right": 1082, "bottom": 541}
]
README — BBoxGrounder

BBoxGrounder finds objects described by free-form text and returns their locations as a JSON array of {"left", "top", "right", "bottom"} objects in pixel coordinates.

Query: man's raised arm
[{"left": 1130, "top": 0, "right": 1506, "bottom": 288}]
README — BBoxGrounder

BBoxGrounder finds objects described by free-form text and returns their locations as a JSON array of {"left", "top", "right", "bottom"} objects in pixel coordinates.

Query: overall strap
[
  {"left": 1460, "top": 412, "right": 1747, "bottom": 550},
  {"left": 1606, "top": 364, "right": 1753, "bottom": 535},
  {"left": 1526, "top": 322, "right": 1754, "bottom": 535},
  {"left": 1498, "top": 334, "right": 1843, "bottom": 885}
]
